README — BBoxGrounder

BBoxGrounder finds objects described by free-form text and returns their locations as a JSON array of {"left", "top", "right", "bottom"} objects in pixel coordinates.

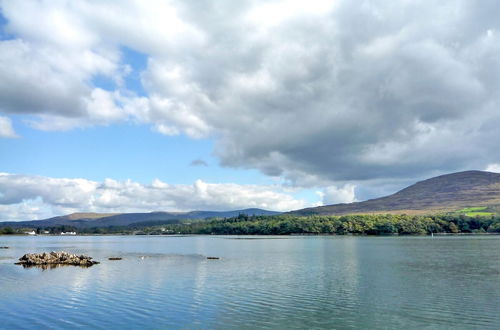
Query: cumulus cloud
[
  {"left": 0, "top": 173, "right": 307, "bottom": 220},
  {"left": 317, "top": 184, "right": 357, "bottom": 206},
  {"left": 1, "top": 0, "right": 500, "bottom": 187},
  {"left": 0, "top": 116, "right": 17, "bottom": 138},
  {"left": 0, "top": 0, "right": 204, "bottom": 132}
]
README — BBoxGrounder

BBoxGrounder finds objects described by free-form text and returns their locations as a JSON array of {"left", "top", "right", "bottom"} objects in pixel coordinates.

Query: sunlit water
[{"left": 1, "top": 235, "right": 498, "bottom": 329}]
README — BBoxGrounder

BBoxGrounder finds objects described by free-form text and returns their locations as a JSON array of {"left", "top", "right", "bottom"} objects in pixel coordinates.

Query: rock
[
  {"left": 15, "top": 251, "right": 99, "bottom": 267},
  {"left": 108, "top": 257, "right": 122, "bottom": 260},
  {"left": 0, "top": 246, "right": 9, "bottom": 249},
  {"left": 206, "top": 257, "right": 220, "bottom": 260}
]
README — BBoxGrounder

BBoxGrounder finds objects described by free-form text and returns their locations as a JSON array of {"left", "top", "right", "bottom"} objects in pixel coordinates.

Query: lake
[{"left": 0, "top": 235, "right": 499, "bottom": 329}]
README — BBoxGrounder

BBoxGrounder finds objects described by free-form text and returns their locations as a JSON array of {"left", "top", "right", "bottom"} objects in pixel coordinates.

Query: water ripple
[{"left": 0, "top": 235, "right": 498, "bottom": 329}]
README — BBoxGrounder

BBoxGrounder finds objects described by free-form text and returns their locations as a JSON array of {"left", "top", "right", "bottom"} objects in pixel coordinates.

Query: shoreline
[{"left": 2, "top": 232, "right": 499, "bottom": 237}]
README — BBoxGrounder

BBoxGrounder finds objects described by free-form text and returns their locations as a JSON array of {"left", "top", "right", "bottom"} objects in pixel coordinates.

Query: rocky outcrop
[{"left": 15, "top": 251, "right": 99, "bottom": 267}]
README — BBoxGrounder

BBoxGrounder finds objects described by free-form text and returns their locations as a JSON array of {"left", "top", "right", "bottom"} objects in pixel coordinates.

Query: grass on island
[{"left": 455, "top": 206, "right": 495, "bottom": 217}]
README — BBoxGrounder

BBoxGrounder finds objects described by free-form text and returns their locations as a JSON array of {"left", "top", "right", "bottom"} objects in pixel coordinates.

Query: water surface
[{"left": 1, "top": 235, "right": 498, "bottom": 329}]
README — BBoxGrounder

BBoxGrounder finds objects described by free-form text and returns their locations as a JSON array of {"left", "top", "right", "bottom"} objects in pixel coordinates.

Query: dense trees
[
  {"left": 0, "top": 227, "right": 15, "bottom": 235},
  {"left": 2, "top": 214, "right": 499, "bottom": 236},
  {"left": 154, "top": 214, "right": 500, "bottom": 235}
]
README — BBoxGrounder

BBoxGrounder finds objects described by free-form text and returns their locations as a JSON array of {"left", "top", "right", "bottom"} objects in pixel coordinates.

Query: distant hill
[
  {"left": 3, "top": 170, "right": 500, "bottom": 229},
  {"left": 0, "top": 208, "right": 280, "bottom": 228},
  {"left": 291, "top": 170, "right": 500, "bottom": 216}
]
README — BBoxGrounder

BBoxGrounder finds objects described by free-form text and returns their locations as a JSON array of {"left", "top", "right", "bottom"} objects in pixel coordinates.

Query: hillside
[
  {"left": 0, "top": 208, "right": 280, "bottom": 228},
  {"left": 3, "top": 170, "right": 500, "bottom": 229},
  {"left": 291, "top": 170, "right": 500, "bottom": 216}
]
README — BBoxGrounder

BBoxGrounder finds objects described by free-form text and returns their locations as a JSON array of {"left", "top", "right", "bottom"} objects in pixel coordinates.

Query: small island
[{"left": 15, "top": 251, "right": 99, "bottom": 267}]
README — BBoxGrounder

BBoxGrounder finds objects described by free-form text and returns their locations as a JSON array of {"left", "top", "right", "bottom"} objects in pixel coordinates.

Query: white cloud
[
  {"left": 0, "top": 173, "right": 307, "bottom": 220},
  {"left": 1, "top": 0, "right": 500, "bottom": 187},
  {"left": 0, "top": 197, "right": 53, "bottom": 221},
  {"left": 486, "top": 164, "right": 500, "bottom": 173},
  {"left": 0, "top": 116, "right": 18, "bottom": 138},
  {"left": 317, "top": 184, "right": 357, "bottom": 206},
  {"left": 246, "top": 0, "right": 336, "bottom": 29},
  {"left": 0, "top": 0, "right": 205, "bottom": 132}
]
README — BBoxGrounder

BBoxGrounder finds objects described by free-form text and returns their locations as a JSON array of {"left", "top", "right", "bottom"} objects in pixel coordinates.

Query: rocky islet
[{"left": 15, "top": 251, "right": 99, "bottom": 267}]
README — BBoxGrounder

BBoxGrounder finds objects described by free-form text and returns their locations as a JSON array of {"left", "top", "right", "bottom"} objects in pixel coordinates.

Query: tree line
[
  {"left": 2, "top": 214, "right": 499, "bottom": 235},
  {"left": 153, "top": 213, "right": 500, "bottom": 235}
]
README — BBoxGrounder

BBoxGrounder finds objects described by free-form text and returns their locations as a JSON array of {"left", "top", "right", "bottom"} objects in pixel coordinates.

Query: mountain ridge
[
  {"left": 0, "top": 208, "right": 280, "bottom": 228},
  {"left": 291, "top": 170, "right": 500, "bottom": 216},
  {"left": 3, "top": 170, "right": 500, "bottom": 228}
]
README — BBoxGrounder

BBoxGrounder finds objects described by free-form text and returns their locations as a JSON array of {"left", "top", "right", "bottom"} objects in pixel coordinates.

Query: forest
[
  {"left": 2, "top": 213, "right": 499, "bottom": 236},
  {"left": 156, "top": 213, "right": 500, "bottom": 235}
]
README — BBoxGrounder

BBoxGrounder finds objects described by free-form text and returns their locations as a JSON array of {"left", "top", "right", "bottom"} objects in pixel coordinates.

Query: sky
[{"left": 1, "top": 0, "right": 500, "bottom": 221}]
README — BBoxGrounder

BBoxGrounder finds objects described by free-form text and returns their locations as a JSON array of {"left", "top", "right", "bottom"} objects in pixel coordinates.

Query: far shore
[{"left": 2, "top": 232, "right": 499, "bottom": 237}]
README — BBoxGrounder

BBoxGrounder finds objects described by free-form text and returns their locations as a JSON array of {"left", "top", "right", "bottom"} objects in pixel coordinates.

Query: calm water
[{"left": 0, "top": 235, "right": 498, "bottom": 329}]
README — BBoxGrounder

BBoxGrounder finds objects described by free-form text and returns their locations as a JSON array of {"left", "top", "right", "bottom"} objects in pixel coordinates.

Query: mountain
[
  {"left": 3, "top": 170, "right": 500, "bottom": 229},
  {"left": 0, "top": 208, "right": 280, "bottom": 228},
  {"left": 291, "top": 170, "right": 500, "bottom": 216}
]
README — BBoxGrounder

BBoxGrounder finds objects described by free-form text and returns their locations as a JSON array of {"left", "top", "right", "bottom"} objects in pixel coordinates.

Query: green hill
[
  {"left": 0, "top": 208, "right": 281, "bottom": 228},
  {"left": 291, "top": 170, "right": 500, "bottom": 216}
]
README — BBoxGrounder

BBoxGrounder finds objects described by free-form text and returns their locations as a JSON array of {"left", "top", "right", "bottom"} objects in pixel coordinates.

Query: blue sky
[
  {"left": 93, "top": 47, "right": 148, "bottom": 96},
  {"left": 1, "top": 121, "right": 258, "bottom": 184},
  {"left": 1, "top": 0, "right": 500, "bottom": 220}
]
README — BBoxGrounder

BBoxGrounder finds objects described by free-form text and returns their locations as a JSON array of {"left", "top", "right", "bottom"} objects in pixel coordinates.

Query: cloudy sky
[{"left": 1, "top": 0, "right": 500, "bottom": 220}]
